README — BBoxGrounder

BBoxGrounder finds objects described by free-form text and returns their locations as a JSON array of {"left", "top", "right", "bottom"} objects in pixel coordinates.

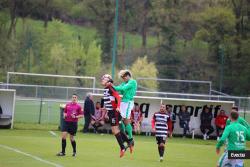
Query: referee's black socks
[
  {"left": 71, "top": 140, "right": 76, "bottom": 153},
  {"left": 115, "top": 133, "right": 125, "bottom": 150},
  {"left": 62, "top": 139, "right": 66, "bottom": 153},
  {"left": 158, "top": 146, "right": 165, "bottom": 157}
]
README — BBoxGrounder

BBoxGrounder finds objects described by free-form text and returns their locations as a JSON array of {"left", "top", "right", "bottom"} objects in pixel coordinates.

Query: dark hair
[
  {"left": 72, "top": 93, "right": 78, "bottom": 97},
  {"left": 230, "top": 111, "right": 239, "bottom": 120},
  {"left": 134, "top": 102, "right": 139, "bottom": 106},
  {"left": 96, "top": 101, "right": 101, "bottom": 104},
  {"left": 232, "top": 106, "right": 239, "bottom": 111}
]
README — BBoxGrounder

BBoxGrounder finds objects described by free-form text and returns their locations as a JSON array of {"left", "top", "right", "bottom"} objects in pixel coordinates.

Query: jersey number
[{"left": 236, "top": 131, "right": 245, "bottom": 142}]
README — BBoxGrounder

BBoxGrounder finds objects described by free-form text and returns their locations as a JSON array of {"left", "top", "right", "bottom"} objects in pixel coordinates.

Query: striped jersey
[
  {"left": 152, "top": 112, "right": 170, "bottom": 137},
  {"left": 103, "top": 85, "right": 121, "bottom": 112}
]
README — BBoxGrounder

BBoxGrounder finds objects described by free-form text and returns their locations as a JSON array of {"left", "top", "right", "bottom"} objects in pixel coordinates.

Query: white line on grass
[
  {"left": 0, "top": 144, "right": 63, "bottom": 167},
  {"left": 49, "top": 131, "right": 57, "bottom": 137}
]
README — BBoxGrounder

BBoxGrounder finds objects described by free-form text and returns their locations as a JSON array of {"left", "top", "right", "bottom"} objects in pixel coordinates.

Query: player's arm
[
  {"left": 216, "top": 126, "right": 230, "bottom": 150},
  {"left": 151, "top": 114, "right": 156, "bottom": 132},
  {"left": 114, "top": 80, "right": 135, "bottom": 91},
  {"left": 63, "top": 104, "right": 68, "bottom": 119},
  {"left": 110, "top": 86, "right": 121, "bottom": 112},
  {"left": 239, "top": 117, "right": 250, "bottom": 130},
  {"left": 76, "top": 106, "right": 84, "bottom": 119},
  {"left": 246, "top": 128, "right": 250, "bottom": 141}
]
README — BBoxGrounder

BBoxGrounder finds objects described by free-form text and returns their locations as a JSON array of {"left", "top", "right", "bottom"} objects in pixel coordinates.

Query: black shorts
[
  {"left": 62, "top": 121, "right": 78, "bottom": 136},
  {"left": 107, "top": 110, "right": 121, "bottom": 126},
  {"left": 156, "top": 136, "right": 167, "bottom": 145}
]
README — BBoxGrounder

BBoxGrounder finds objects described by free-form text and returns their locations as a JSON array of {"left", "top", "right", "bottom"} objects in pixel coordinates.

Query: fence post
[
  {"left": 66, "top": 88, "right": 69, "bottom": 100},
  {"left": 38, "top": 96, "right": 43, "bottom": 124}
]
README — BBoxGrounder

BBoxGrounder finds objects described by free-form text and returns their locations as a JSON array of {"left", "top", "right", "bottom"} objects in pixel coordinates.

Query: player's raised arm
[{"left": 114, "top": 80, "right": 136, "bottom": 91}]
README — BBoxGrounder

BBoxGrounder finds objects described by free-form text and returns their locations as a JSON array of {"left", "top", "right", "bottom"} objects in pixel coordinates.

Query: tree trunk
[
  {"left": 8, "top": 0, "right": 17, "bottom": 38},
  {"left": 44, "top": 0, "right": 50, "bottom": 30}
]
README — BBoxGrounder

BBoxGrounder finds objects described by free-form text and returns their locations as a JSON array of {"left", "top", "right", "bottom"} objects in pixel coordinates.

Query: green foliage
[
  {"left": 194, "top": 7, "right": 236, "bottom": 44},
  {"left": 131, "top": 56, "right": 158, "bottom": 91}
]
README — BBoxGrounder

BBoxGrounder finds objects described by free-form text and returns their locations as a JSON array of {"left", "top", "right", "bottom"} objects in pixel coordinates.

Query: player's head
[
  {"left": 230, "top": 110, "right": 239, "bottom": 121},
  {"left": 231, "top": 106, "right": 239, "bottom": 112},
  {"left": 101, "top": 74, "right": 113, "bottom": 86},
  {"left": 72, "top": 93, "right": 78, "bottom": 103},
  {"left": 160, "top": 104, "right": 167, "bottom": 113},
  {"left": 119, "top": 69, "right": 132, "bottom": 82},
  {"left": 96, "top": 101, "right": 101, "bottom": 109}
]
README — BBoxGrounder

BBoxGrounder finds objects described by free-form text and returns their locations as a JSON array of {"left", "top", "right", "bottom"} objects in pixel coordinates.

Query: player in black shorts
[
  {"left": 152, "top": 104, "right": 170, "bottom": 162},
  {"left": 101, "top": 74, "right": 130, "bottom": 158}
]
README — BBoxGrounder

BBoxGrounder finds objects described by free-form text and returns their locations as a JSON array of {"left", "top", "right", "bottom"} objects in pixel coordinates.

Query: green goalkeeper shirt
[
  {"left": 114, "top": 79, "right": 137, "bottom": 102},
  {"left": 216, "top": 122, "right": 250, "bottom": 150}
]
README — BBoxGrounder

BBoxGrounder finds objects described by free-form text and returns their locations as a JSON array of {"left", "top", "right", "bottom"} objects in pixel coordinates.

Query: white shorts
[
  {"left": 120, "top": 101, "right": 134, "bottom": 119},
  {"left": 218, "top": 151, "right": 244, "bottom": 167}
]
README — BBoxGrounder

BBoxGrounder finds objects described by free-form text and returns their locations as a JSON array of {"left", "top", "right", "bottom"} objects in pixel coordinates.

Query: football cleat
[
  {"left": 128, "top": 139, "right": 134, "bottom": 154},
  {"left": 56, "top": 152, "right": 65, "bottom": 156},
  {"left": 120, "top": 149, "right": 126, "bottom": 158}
]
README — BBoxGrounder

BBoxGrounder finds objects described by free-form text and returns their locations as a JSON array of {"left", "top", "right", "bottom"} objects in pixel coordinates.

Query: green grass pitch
[{"left": 0, "top": 129, "right": 249, "bottom": 167}]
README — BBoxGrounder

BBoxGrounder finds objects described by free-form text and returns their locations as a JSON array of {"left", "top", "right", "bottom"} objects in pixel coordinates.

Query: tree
[{"left": 131, "top": 56, "right": 158, "bottom": 91}]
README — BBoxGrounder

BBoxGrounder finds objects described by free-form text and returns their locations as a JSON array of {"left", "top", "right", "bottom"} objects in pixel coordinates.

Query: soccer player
[
  {"left": 101, "top": 74, "right": 130, "bottom": 158},
  {"left": 216, "top": 111, "right": 250, "bottom": 167},
  {"left": 152, "top": 104, "right": 170, "bottom": 162},
  {"left": 112, "top": 70, "right": 137, "bottom": 153},
  {"left": 57, "top": 94, "right": 83, "bottom": 157}
]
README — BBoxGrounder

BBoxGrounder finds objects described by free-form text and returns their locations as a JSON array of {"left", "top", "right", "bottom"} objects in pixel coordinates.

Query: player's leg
[
  {"left": 69, "top": 122, "right": 77, "bottom": 156},
  {"left": 217, "top": 151, "right": 230, "bottom": 167},
  {"left": 111, "top": 126, "right": 127, "bottom": 157},
  {"left": 109, "top": 111, "right": 127, "bottom": 157},
  {"left": 120, "top": 101, "right": 134, "bottom": 140},
  {"left": 57, "top": 121, "right": 68, "bottom": 156},
  {"left": 124, "top": 102, "right": 134, "bottom": 143},
  {"left": 156, "top": 137, "right": 166, "bottom": 162},
  {"left": 120, "top": 102, "right": 134, "bottom": 153},
  {"left": 232, "top": 159, "right": 244, "bottom": 167},
  {"left": 57, "top": 132, "right": 67, "bottom": 156},
  {"left": 70, "top": 135, "right": 76, "bottom": 156},
  {"left": 117, "top": 113, "right": 130, "bottom": 146}
]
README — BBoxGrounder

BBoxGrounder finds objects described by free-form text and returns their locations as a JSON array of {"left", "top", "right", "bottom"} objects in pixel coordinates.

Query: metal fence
[{"left": 1, "top": 83, "right": 249, "bottom": 124}]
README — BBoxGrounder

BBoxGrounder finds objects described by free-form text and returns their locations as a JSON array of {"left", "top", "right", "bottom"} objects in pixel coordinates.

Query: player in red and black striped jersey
[
  {"left": 101, "top": 74, "right": 130, "bottom": 158},
  {"left": 152, "top": 104, "right": 170, "bottom": 162}
]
